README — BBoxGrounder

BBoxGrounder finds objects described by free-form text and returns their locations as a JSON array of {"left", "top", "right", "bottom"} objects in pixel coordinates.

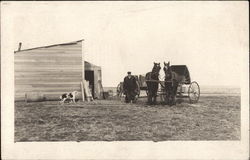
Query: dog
[{"left": 60, "top": 91, "right": 78, "bottom": 104}]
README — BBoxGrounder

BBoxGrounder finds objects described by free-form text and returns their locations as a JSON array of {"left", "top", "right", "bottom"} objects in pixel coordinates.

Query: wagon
[
  {"left": 117, "top": 65, "right": 200, "bottom": 103},
  {"left": 159, "top": 65, "right": 200, "bottom": 104}
]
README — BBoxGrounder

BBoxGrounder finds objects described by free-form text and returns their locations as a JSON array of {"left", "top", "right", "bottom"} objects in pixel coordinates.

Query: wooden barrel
[{"left": 25, "top": 92, "right": 45, "bottom": 102}]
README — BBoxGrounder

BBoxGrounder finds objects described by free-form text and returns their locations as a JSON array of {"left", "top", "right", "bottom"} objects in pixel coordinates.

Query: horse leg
[
  {"left": 170, "top": 89, "right": 177, "bottom": 106},
  {"left": 153, "top": 90, "right": 157, "bottom": 104},
  {"left": 154, "top": 95, "right": 156, "bottom": 104},
  {"left": 154, "top": 84, "right": 159, "bottom": 104},
  {"left": 147, "top": 91, "right": 152, "bottom": 104},
  {"left": 166, "top": 84, "right": 172, "bottom": 105},
  {"left": 165, "top": 94, "right": 168, "bottom": 105},
  {"left": 169, "top": 94, "right": 174, "bottom": 106},
  {"left": 172, "top": 83, "right": 178, "bottom": 105},
  {"left": 166, "top": 92, "right": 169, "bottom": 105},
  {"left": 169, "top": 94, "right": 173, "bottom": 106},
  {"left": 168, "top": 89, "right": 173, "bottom": 106},
  {"left": 152, "top": 94, "right": 156, "bottom": 104},
  {"left": 165, "top": 87, "right": 170, "bottom": 105}
]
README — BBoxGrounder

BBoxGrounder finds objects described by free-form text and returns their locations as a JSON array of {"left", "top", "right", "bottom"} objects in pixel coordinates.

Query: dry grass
[{"left": 15, "top": 95, "right": 240, "bottom": 142}]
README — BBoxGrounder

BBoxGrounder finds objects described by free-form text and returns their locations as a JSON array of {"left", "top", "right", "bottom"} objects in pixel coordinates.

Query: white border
[{"left": 1, "top": 1, "right": 249, "bottom": 159}]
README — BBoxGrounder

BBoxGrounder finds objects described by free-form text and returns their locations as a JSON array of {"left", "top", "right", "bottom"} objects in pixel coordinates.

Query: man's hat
[{"left": 127, "top": 71, "right": 131, "bottom": 74}]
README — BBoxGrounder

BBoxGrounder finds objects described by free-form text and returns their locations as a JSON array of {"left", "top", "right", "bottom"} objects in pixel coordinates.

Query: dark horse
[
  {"left": 145, "top": 62, "right": 161, "bottom": 104},
  {"left": 163, "top": 61, "right": 179, "bottom": 106}
]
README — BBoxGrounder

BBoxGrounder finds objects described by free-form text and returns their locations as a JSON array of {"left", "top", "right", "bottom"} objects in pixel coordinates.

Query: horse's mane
[
  {"left": 151, "top": 65, "right": 160, "bottom": 79},
  {"left": 152, "top": 66, "right": 159, "bottom": 74}
]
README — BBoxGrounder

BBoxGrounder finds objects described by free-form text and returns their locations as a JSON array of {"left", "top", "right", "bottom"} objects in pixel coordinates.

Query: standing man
[{"left": 123, "top": 71, "right": 138, "bottom": 103}]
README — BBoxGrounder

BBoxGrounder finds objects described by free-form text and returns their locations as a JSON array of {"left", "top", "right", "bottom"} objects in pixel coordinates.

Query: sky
[{"left": 2, "top": 1, "right": 249, "bottom": 87}]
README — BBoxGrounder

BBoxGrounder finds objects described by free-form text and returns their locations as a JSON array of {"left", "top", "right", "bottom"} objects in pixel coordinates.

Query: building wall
[{"left": 15, "top": 42, "right": 83, "bottom": 101}]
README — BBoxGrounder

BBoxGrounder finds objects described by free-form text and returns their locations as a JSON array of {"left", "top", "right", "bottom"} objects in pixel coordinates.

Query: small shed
[{"left": 14, "top": 40, "right": 103, "bottom": 101}]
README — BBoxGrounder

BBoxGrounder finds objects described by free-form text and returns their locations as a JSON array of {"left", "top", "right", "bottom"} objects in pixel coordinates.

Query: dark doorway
[{"left": 85, "top": 70, "right": 94, "bottom": 97}]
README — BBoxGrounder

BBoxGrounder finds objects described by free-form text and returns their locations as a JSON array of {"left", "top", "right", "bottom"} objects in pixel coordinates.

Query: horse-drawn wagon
[
  {"left": 117, "top": 63, "right": 200, "bottom": 104},
  {"left": 159, "top": 65, "right": 200, "bottom": 104}
]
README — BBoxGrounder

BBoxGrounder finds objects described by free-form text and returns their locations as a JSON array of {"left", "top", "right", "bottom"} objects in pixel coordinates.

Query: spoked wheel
[
  {"left": 188, "top": 81, "right": 200, "bottom": 103},
  {"left": 116, "top": 83, "right": 121, "bottom": 97},
  {"left": 116, "top": 82, "right": 124, "bottom": 101}
]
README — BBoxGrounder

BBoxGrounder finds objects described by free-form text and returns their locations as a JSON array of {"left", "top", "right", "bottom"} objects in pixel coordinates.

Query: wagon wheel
[
  {"left": 116, "top": 83, "right": 121, "bottom": 96},
  {"left": 188, "top": 81, "right": 200, "bottom": 103},
  {"left": 116, "top": 83, "right": 124, "bottom": 99}
]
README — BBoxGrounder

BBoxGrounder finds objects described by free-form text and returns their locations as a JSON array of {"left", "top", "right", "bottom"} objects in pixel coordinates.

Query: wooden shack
[{"left": 14, "top": 40, "right": 103, "bottom": 101}]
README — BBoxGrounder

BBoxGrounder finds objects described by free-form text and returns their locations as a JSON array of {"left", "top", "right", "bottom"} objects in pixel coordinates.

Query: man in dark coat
[{"left": 123, "top": 71, "right": 137, "bottom": 103}]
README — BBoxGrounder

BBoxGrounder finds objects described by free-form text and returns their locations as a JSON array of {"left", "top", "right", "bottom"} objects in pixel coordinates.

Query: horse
[
  {"left": 145, "top": 62, "right": 161, "bottom": 104},
  {"left": 163, "top": 61, "right": 179, "bottom": 106}
]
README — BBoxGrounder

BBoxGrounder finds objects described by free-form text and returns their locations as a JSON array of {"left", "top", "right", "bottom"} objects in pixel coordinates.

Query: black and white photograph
[{"left": 1, "top": 1, "right": 249, "bottom": 159}]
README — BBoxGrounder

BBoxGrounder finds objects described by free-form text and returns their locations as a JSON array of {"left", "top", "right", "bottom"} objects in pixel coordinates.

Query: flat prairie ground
[{"left": 15, "top": 93, "right": 240, "bottom": 142}]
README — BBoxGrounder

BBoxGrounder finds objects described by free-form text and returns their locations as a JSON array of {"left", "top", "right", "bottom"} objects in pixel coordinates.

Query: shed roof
[
  {"left": 85, "top": 61, "right": 101, "bottom": 70},
  {"left": 14, "top": 39, "right": 84, "bottom": 53},
  {"left": 14, "top": 39, "right": 101, "bottom": 70}
]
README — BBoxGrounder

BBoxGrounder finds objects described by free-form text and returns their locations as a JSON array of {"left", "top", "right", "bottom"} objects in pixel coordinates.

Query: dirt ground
[{"left": 15, "top": 95, "right": 240, "bottom": 142}]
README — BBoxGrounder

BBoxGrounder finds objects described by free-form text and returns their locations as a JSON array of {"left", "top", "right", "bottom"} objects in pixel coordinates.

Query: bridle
[{"left": 151, "top": 65, "right": 161, "bottom": 79}]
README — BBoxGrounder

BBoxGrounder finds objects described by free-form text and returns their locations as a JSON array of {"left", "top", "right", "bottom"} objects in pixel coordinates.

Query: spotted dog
[{"left": 60, "top": 91, "right": 78, "bottom": 104}]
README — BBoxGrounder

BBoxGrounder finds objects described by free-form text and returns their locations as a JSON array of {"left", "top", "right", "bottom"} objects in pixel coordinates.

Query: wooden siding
[{"left": 15, "top": 42, "right": 83, "bottom": 101}]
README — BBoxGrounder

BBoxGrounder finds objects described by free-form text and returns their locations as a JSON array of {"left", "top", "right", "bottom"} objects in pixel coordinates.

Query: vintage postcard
[{"left": 1, "top": 1, "right": 249, "bottom": 159}]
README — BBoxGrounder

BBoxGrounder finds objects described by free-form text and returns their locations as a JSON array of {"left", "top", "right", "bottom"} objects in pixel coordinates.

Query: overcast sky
[{"left": 2, "top": 1, "right": 248, "bottom": 87}]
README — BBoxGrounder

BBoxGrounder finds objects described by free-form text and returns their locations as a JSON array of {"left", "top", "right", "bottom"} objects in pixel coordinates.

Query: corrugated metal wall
[{"left": 15, "top": 42, "right": 83, "bottom": 101}]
